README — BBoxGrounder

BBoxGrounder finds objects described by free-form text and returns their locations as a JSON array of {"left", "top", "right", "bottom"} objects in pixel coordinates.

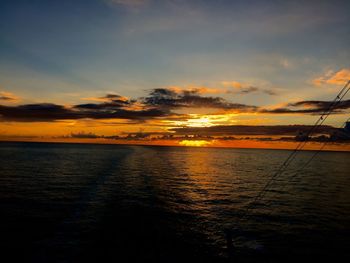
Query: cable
[
  {"left": 260, "top": 116, "right": 350, "bottom": 219},
  {"left": 231, "top": 80, "right": 350, "bottom": 229}
]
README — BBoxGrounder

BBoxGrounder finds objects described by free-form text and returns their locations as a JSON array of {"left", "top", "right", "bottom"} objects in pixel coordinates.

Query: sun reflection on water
[{"left": 179, "top": 140, "right": 213, "bottom": 147}]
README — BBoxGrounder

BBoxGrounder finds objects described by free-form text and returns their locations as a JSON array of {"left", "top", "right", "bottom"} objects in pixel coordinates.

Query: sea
[{"left": 0, "top": 141, "right": 349, "bottom": 262}]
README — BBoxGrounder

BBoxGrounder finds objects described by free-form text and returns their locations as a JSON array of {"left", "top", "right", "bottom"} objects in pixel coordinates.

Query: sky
[{"left": 0, "top": 0, "right": 350, "bottom": 145}]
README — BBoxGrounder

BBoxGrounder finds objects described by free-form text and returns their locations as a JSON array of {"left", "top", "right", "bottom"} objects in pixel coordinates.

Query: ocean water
[{"left": 0, "top": 142, "right": 349, "bottom": 262}]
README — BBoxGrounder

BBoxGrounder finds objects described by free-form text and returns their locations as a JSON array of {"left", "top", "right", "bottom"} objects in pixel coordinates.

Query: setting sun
[
  {"left": 1, "top": 1, "right": 350, "bottom": 262},
  {"left": 179, "top": 140, "right": 213, "bottom": 147}
]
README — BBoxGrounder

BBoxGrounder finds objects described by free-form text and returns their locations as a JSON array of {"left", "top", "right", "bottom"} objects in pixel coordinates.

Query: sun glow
[
  {"left": 167, "top": 114, "right": 238, "bottom": 128},
  {"left": 179, "top": 140, "right": 213, "bottom": 147},
  {"left": 186, "top": 117, "right": 213, "bottom": 127}
]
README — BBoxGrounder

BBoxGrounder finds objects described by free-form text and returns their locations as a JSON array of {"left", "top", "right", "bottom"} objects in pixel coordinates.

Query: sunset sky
[{"left": 0, "top": 0, "right": 350, "bottom": 147}]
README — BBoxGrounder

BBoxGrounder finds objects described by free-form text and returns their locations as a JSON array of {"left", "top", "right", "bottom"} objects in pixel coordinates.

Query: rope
[
  {"left": 231, "top": 80, "right": 350, "bottom": 229},
  {"left": 260, "top": 115, "right": 350, "bottom": 219}
]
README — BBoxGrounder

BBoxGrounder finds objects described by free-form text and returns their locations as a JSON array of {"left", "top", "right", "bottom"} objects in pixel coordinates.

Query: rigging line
[
  {"left": 291, "top": 81, "right": 350, "bottom": 151},
  {"left": 257, "top": 83, "right": 350, "bottom": 201},
  {"left": 249, "top": 82, "right": 350, "bottom": 209},
  {"left": 281, "top": 80, "right": 349, "bottom": 158},
  {"left": 232, "top": 80, "right": 350, "bottom": 227},
  {"left": 263, "top": 80, "right": 348, "bottom": 174},
  {"left": 261, "top": 116, "right": 350, "bottom": 217},
  {"left": 293, "top": 116, "right": 349, "bottom": 174}
]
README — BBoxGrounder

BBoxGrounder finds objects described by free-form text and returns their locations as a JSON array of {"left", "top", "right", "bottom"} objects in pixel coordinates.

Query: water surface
[{"left": 1, "top": 142, "right": 349, "bottom": 262}]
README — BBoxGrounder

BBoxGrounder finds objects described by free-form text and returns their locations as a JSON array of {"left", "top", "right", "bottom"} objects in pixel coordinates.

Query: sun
[
  {"left": 169, "top": 114, "right": 216, "bottom": 128},
  {"left": 165, "top": 114, "right": 239, "bottom": 128},
  {"left": 186, "top": 117, "right": 213, "bottom": 127},
  {"left": 179, "top": 140, "right": 213, "bottom": 147}
]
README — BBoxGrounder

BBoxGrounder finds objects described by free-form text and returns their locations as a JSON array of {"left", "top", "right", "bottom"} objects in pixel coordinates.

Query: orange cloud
[
  {"left": 221, "top": 81, "right": 243, "bottom": 89},
  {"left": 165, "top": 82, "right": 278, "bottom": 96},
  {"left": 167, "top": 85, "right": 222, "bottom": 95},
  {"left": 0, "top": 91, "right": 20, "bottom": 103},
  {"left": 82, "top": 93, "right": 129, "bottom": 102},
  {"left": 313, "top": 68, "right": 350, "bottom": 86}
]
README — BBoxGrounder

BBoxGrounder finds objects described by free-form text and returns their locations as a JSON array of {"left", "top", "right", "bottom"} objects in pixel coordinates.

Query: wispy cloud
[
  {"left": 313, "top": 68, "right": 350, "bottom": 86},
  {"left": 82, "top": 93, "right": 130, "bottom": 103},
  {"left": 280, "top": 58, "right": 291, "bottom": 69},
  {"left": 106, "top": 0, "right": 149, "bottom": 8},
  {"left": 0, "top": 91, "right": 20, "bottom": 103},
  {"left": 166, "top": 85, "right": 222, "bottom": 95},
  {"left": 221, "top": 81, "right": 278, "bottom": 95},
  {"left": 166, "top": 83, "right": 278, "bottom": 96}
]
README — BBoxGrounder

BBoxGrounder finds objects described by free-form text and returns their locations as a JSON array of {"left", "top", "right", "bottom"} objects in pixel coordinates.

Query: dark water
[{"left": 0, "top": 142, "right": 349, "bottom": 262}]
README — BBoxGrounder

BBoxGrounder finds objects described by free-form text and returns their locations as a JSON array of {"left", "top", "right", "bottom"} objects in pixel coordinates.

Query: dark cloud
[
  {"left": 78, "top": 94, "right": 134, "bottom": 109},
  {"left": 143, "top": 88, "right": 258, "bottom": 111},
  {"left": 100, "top": 93, "right": 136, "bottom": 104},
  {"left": 104, "top": 94, "right": 124, "bottom": 100},
  {"left": 0, "top": 95, "right": 15, "bottom": 101},
  {"left": 1, "top": 88, "right": 349, "bottom": 122},
  {"left": 0, "top": 103, "right": 170, "bottom": 122},
  {"left": 235, "top": 87, "right": 277, "bottom": 96},
  {"left": 230, "top": 86, "right": 259, "bottom": 94},
  {"left": 70, "top": 132, "right": 101, "bottom": 139},
  {"left": 0, "top": 91, "right": 19, "bottom": 101},
  {"left": 241, "top": 86, "right": 259, "bottom": 94},
  {"left": 170, "top": 125, "right": 337, "bottom": 136},
  {"left": 223, "top": 82, "right": 278, "bottom": 96},
  {"left": 261, "top": 99, "right": 350, "bottom": 114},
  {"left": 262, "top": 89, "right": 278, "bottom": 96},
  {"left": 0, "top": 103, "right": 77, "bottom": 122},
  {"left": 74, "top": 101, "right": 130, "bottom": 110},
  {"left": 289, "top": 100, "right": 350, "bottom": 110}
]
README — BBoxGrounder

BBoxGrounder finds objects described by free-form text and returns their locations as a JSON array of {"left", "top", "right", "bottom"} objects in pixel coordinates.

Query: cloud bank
[
  {"left": 170, "top": 125, "right": 337, "bottom": 136},
  {"left": 0, "top": 88, "right": 349, "bottom": 122}
]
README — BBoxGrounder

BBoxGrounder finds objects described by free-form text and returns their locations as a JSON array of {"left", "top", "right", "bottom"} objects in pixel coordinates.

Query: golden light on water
[{"left": 179, "top": 140, "right": 213, "bottom": 147}]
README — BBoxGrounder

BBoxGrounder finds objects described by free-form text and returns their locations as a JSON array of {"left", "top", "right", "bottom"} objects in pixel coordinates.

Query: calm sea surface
[{"left": 0, "top": 142, "right": 349, "bottom": 262}]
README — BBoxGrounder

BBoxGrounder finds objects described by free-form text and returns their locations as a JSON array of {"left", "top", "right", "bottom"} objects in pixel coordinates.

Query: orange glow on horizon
[
  {"left": 1, "top": 136, "right": 349, "bottom": 152},
  {"left": 179, "top": 140, "right": 213, "bottom": 147}
]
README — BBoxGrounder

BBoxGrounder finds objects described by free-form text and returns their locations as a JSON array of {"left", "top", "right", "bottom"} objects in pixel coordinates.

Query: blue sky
[{"left": 0, "top": 0, "right": 350, "bottom": 134}]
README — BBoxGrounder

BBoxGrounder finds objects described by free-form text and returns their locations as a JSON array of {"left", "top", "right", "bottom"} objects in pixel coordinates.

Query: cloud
[
  {"left": 82, "top": 93, "right": 130, "bottom": 102},
  {"left": 0, "top": 91, "right": 20, "bottom": 102},
  {"left": 0, "top": 103, "right": 170, "bottom": 122},
  {"left": 221, "top": 81, "right": 277, "bottom": 95},
  {"left": 106, "top": 0, "right": 149, "bottom": 7},
  {"left": 313, "top": 68, "right": 350, "bottom": 86},
  {"left": 261, "top": 99, "right": 350, "bottom": 114},
  {"left": 279, "top": 58, "right": 294, "bottom": 69},
  {"left": 233, "top": 86, "right": 259, "bottom": 94},
  {"left": 262, "top": 89, "right": 278, "bottom": 96},
  {"left": 70, "top": 132, "right": 101, "bottom": 139},
  {"left": 77, "top": 93, "right": 133, "bottom": 110},
  {"left": 155, "top": 82, "right": 278, "bottom": 98},
  {"left": 221, "top": 81, "right": 243, "bottom": 89},
  {"left": 0, "top": 103, "right": 76, "bottom": 122},
  {"left": 166, "top": 85, "right": 222, "bottom": 95},
  {"left": 1, "top": 89, "right": 349, "bottom": 123},
  {"left": 170, "top": 125, "right": 337, "bottom": 136},
  {"left": 142, "top": 88, "right": 258, "bottom": 112}
]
